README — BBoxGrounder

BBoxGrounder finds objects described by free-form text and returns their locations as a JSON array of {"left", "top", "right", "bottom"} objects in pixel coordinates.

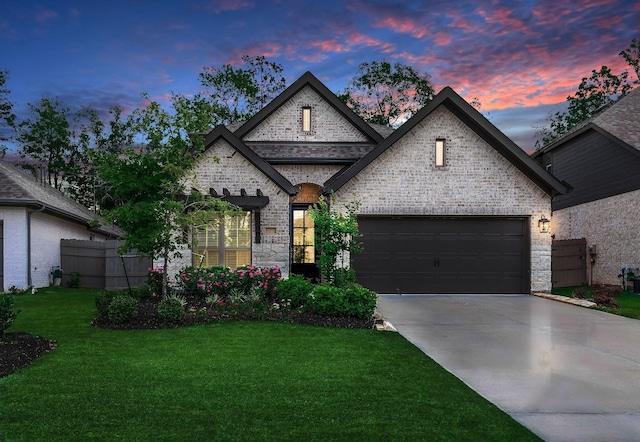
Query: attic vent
[{"left": 302, "top": 107, "right": 311, "bottom": 132}]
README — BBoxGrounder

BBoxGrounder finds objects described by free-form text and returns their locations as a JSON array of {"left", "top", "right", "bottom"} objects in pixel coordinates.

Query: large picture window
[{"left": 193, "top": 212, "right": 251, "bottom": 268}]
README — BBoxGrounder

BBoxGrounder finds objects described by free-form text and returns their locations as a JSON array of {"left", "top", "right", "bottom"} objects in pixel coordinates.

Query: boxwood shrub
[
  {"left": 157, "top": 298, "right": 184, "bottom": 322},
  {"left": 107, "top": 295, "right": 138, "bottom": 324},
  {"left": 309, "top": 283, "right": 377, "bottom": 319},
  {"left": 277, "top": 274, "right": 314, "bottom": 308}
]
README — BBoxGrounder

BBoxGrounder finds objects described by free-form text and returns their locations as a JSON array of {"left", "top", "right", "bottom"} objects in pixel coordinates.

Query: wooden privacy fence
[
  {"left": 60, "top": 239, "right": 151, "bottom": 290},
  {"left": 552, "top": 238, "right": 587, "bottom": 288}
]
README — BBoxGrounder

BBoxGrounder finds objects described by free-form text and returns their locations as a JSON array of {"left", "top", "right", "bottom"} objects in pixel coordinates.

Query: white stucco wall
[{"left": 553, "top": 189, "right": 640, "bottom": 285}]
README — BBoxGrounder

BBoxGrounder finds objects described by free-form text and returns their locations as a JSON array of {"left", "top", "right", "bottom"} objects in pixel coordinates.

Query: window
[
  {"left": 435, "top": 139, "right": 445, "bottom": 167},
  {"left": 302, "top": 107, "right": 311, "bottom": 132},
  {"left": 292, "top": 208, "right": 314, "bottom": 264},
  {"left": 192, "top": 212, "right": 251, "bottom": 268}
]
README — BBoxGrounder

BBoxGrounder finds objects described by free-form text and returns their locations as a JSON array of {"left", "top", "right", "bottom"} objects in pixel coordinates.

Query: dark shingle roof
[
  {"left": 534, "top": 86, "right": 640, "bottom": 156},
  {"left": 0, "top": 161, "right": 122, "bottom": 237},
  {"left": 592, "top": 87, "right": 640, "bottom": 150}
]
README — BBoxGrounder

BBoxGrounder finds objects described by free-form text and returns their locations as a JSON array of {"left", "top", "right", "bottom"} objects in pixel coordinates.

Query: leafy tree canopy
[
  {"left": 196, "top": 55, "right": 287, "bottom": 126},
  {"left": 94, "top": 94, "right": 237, "bottom": 296},
  {"left": 339, "top": 61, "right": 435, "bottom": 127},
  {"left": 0, "top": 70, "right": 15, "bottom": 157},
  {"left": 536, "top": 38, "right": 639, "bottom": 148}
]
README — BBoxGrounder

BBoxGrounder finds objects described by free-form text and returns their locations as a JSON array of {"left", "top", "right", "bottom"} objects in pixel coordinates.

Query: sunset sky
[{"left": 1, "top": 0, "right": 638, "bottom": 153}]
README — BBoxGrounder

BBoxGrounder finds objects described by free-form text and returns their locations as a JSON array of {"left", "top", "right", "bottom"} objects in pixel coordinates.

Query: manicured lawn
[
  {"left": 1, "top": 287, "right": 540, "bottom": 441},
  {"left": 552, "top": 286, "right": 640, "bottom": 319}
]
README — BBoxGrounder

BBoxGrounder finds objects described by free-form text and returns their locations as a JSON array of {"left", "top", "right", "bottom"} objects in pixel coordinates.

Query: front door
[{"left": 291, "top": 205, "right": 319, "bottom": 281}]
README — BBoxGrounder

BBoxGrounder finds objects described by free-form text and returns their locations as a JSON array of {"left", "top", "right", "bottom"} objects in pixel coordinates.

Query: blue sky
[{"left": 1, "top": 0, "right": 638, "bottom": 153}]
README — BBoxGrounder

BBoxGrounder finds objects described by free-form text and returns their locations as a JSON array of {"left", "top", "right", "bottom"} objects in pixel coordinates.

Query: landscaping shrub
[
  {"left": 157, "top": 298, "right": 184, "bottom": 322},
  {"left": 277, "top": 274, "right": 313, "bottom": 308},
  {"left": 175, "top": 265, "right": 281, "bottom": 301},
  {"left": 309, "top": 283, "right": 377, "bottom": 319},
  {"left": 0, "top": 294, "right": 19, "bottom": 339},
  {"left": 146, "top": 267, "right": 166, "bottom": 296},
  {"left": 95, "top": 291, "right": 120, "bottom": 316},
  {"left": 67, "top": 272, "right": 81, "bottom": 288},
  {"left": 107, "top": 295, "right": 138, "bottom": 324}
]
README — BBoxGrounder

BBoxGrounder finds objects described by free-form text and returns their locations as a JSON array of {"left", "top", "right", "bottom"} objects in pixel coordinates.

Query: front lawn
[
  {"left": 1, "top": 287, "right": 540, "bottom": 441},
  {"left": 551, "top": 285, "right": 640, "bottom": 319}
]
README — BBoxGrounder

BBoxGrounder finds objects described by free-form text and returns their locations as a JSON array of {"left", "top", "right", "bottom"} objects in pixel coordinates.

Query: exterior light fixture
[
  {"left": 302, "top": 107, "right": 311, "bottom": 132},
  {"left": 538, "top": 215, "right": 550, "bottom": 234}
]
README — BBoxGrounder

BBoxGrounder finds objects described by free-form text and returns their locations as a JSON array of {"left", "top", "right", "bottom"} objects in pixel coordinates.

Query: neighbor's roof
[
  {"left": 0, "top": 160, "right": 122, "bottom": 237},
  {"left": 533, "top": 86, "right": 640, "bottom": 156}
]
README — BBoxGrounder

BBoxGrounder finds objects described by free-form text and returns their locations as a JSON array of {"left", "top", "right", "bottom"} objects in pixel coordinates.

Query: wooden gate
[{"left": 552, "top": 238, "right": 587, "bottom": 288}]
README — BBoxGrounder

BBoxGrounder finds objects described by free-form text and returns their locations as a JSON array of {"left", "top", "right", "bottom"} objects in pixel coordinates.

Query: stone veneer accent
[
  {"left": 553, "top": 189, "right": 640, "bottom": 285},
  {"left": 177, "top": 140, "right": 292, "bottom": 277},
  {"left": 333, "top": 106, "right": 553, "bottom": 292},
  {"left": 242, "top": 86, "right": 369, "bottom": 143}
]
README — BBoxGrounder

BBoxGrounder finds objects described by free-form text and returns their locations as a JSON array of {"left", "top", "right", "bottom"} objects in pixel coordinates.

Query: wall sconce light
[{"left": 538, "top": 215, "right": 551, "bottom": 234}]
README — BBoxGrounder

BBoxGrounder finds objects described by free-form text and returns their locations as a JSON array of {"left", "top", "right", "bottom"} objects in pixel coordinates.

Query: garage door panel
[{"left": 355, "top": 217, "right": 529, "bottom": 294}]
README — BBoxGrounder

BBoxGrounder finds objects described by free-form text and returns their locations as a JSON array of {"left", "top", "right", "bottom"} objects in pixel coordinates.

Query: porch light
[{"left": 538, "top": 215, "right": 550, "bottom": 234}]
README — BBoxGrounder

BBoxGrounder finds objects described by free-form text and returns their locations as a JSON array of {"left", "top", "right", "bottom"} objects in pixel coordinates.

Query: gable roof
[
  {"left": 233, "top": 71, "right": 384, "bottom": 144},
  {"left": 0, "top": 161, "right": 121, "bottom": 237},
  {"left": 324, "top": 86, "right": 569, "bottom": 196},
  {"left": 201, "top": 125, "right": 299, "bottom": 195},
  {"left": 533, "top": 86, "right": 640, "bottom": 156}
]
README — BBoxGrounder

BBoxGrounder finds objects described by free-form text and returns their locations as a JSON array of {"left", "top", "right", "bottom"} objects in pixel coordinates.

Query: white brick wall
[
  {"left": 553, "top": 189, "right": 640, "bottom": 285},
  {"left": 0, "top": 207, "right": 108, "bottom": 291},
  {"left": 334, "top": 106, "right": 553, "bottom": 292},
  {"left": 0, "top": 207, "right": 28, "bottom": 291},
  {"left": 274, "top": 164, "right": 343, "bottom": 188},
  {"left": 242, "top": 86, "right": 369, "bottom": 143}
]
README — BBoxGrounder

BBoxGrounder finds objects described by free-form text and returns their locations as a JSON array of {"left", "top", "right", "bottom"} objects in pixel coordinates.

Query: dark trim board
[{"left": 354, "top": 216, "right": 531, "bottom": 294}]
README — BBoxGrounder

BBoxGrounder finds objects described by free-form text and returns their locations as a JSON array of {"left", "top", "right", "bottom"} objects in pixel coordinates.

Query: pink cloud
[
  {"left": 35, "top": 9, "right": 58, "bottom": 23},
  {"left": 596, "top": 15, "right": 623, "bottom": 27},
  {"left": 207, "top": 0, "right": 254, "bottom": 13},
  {"left": 310, "top": 38, "right": 351, "bottom": 53}
]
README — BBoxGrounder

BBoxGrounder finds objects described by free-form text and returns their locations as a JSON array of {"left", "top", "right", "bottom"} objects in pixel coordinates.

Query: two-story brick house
[{"left": 177, "top": 71, "right": 567, "bottom": 294}]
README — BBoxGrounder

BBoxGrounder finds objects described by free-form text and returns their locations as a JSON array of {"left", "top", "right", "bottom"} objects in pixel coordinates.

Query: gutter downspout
[{"left": 27, "top": 204, "right": 46, "bottom": 288}]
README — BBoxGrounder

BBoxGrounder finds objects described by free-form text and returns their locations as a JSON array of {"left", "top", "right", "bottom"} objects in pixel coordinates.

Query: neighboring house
[
  {"left": 175, "top": 71, "right": 567, "bottom": 294},
  {"left": 532, "top": 87, "right": 640, "bottom": 286},
  {"left": 0, "top": 160, "right": 121, "bottom": 291}
]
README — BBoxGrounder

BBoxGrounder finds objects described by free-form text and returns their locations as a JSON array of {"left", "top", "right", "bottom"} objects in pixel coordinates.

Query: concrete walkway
[{"left": 376, "top": 294, "right": 640, "bottom": 442}]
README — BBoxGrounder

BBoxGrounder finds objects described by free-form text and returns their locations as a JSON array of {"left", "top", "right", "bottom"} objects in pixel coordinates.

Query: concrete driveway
[{"left": 376, "top": 294, "right": 640, "bottom": 442}]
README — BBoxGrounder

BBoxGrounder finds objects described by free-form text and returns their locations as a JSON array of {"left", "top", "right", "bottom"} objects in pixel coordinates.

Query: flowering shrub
[
  {"left": 146, "top": 267, "right": 167, "bottom": 296},
  {"left": 175, "top": 265, "right": 281, "bottom": 302}
]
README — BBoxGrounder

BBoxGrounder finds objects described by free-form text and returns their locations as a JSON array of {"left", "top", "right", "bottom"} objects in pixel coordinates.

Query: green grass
[
  {"left": 551, "top": 286, "right": 640, "bottom": 319},
  {"left": 1, "top": 287, "right": 540, "bottom": 441}
]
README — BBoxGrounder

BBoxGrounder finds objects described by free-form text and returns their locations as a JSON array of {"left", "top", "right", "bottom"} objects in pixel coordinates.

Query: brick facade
[
  {"left": 333, "top": 107, "right": 553, "bottom": 291},
  {"left": 179, "top": 73, "right": 559, "bottom": 292},
  {"left": 243, "top": 86, "right": 369, "bottom": 143},
  {"left": 553, "top": 189, "right": 640, "bottom": 285}
]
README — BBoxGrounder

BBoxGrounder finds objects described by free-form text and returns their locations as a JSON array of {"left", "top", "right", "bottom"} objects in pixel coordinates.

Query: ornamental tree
[
  {"left": 94, "top": 95, "right": 237, "bottom": 297},
  {"left": 308, "top": 194, "right": 362, "bottom": 286}
]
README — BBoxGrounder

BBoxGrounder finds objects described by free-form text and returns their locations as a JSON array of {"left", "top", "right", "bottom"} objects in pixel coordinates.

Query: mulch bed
[
  {"left": 92, "top": 295, "right": 375, "bottom": 330},
  {"left": 0, "top": 333, "right": 58, "bottom": 379},
  {"left": 2, "top": 296, "right": 374, "bottom": 379}
]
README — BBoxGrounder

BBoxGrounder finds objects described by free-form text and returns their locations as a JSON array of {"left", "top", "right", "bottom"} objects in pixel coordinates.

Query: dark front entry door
[
  {"left": 291, "top": 206, "right": 319, "bottom": 282},
  {"left": 354, "top": 216, "right": 530, "bottom": 294}
]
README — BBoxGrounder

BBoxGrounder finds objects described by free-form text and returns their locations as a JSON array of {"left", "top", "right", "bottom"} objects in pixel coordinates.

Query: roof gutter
[{"left": 27, "top": 204, "right": 46, "bottom": 288}]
